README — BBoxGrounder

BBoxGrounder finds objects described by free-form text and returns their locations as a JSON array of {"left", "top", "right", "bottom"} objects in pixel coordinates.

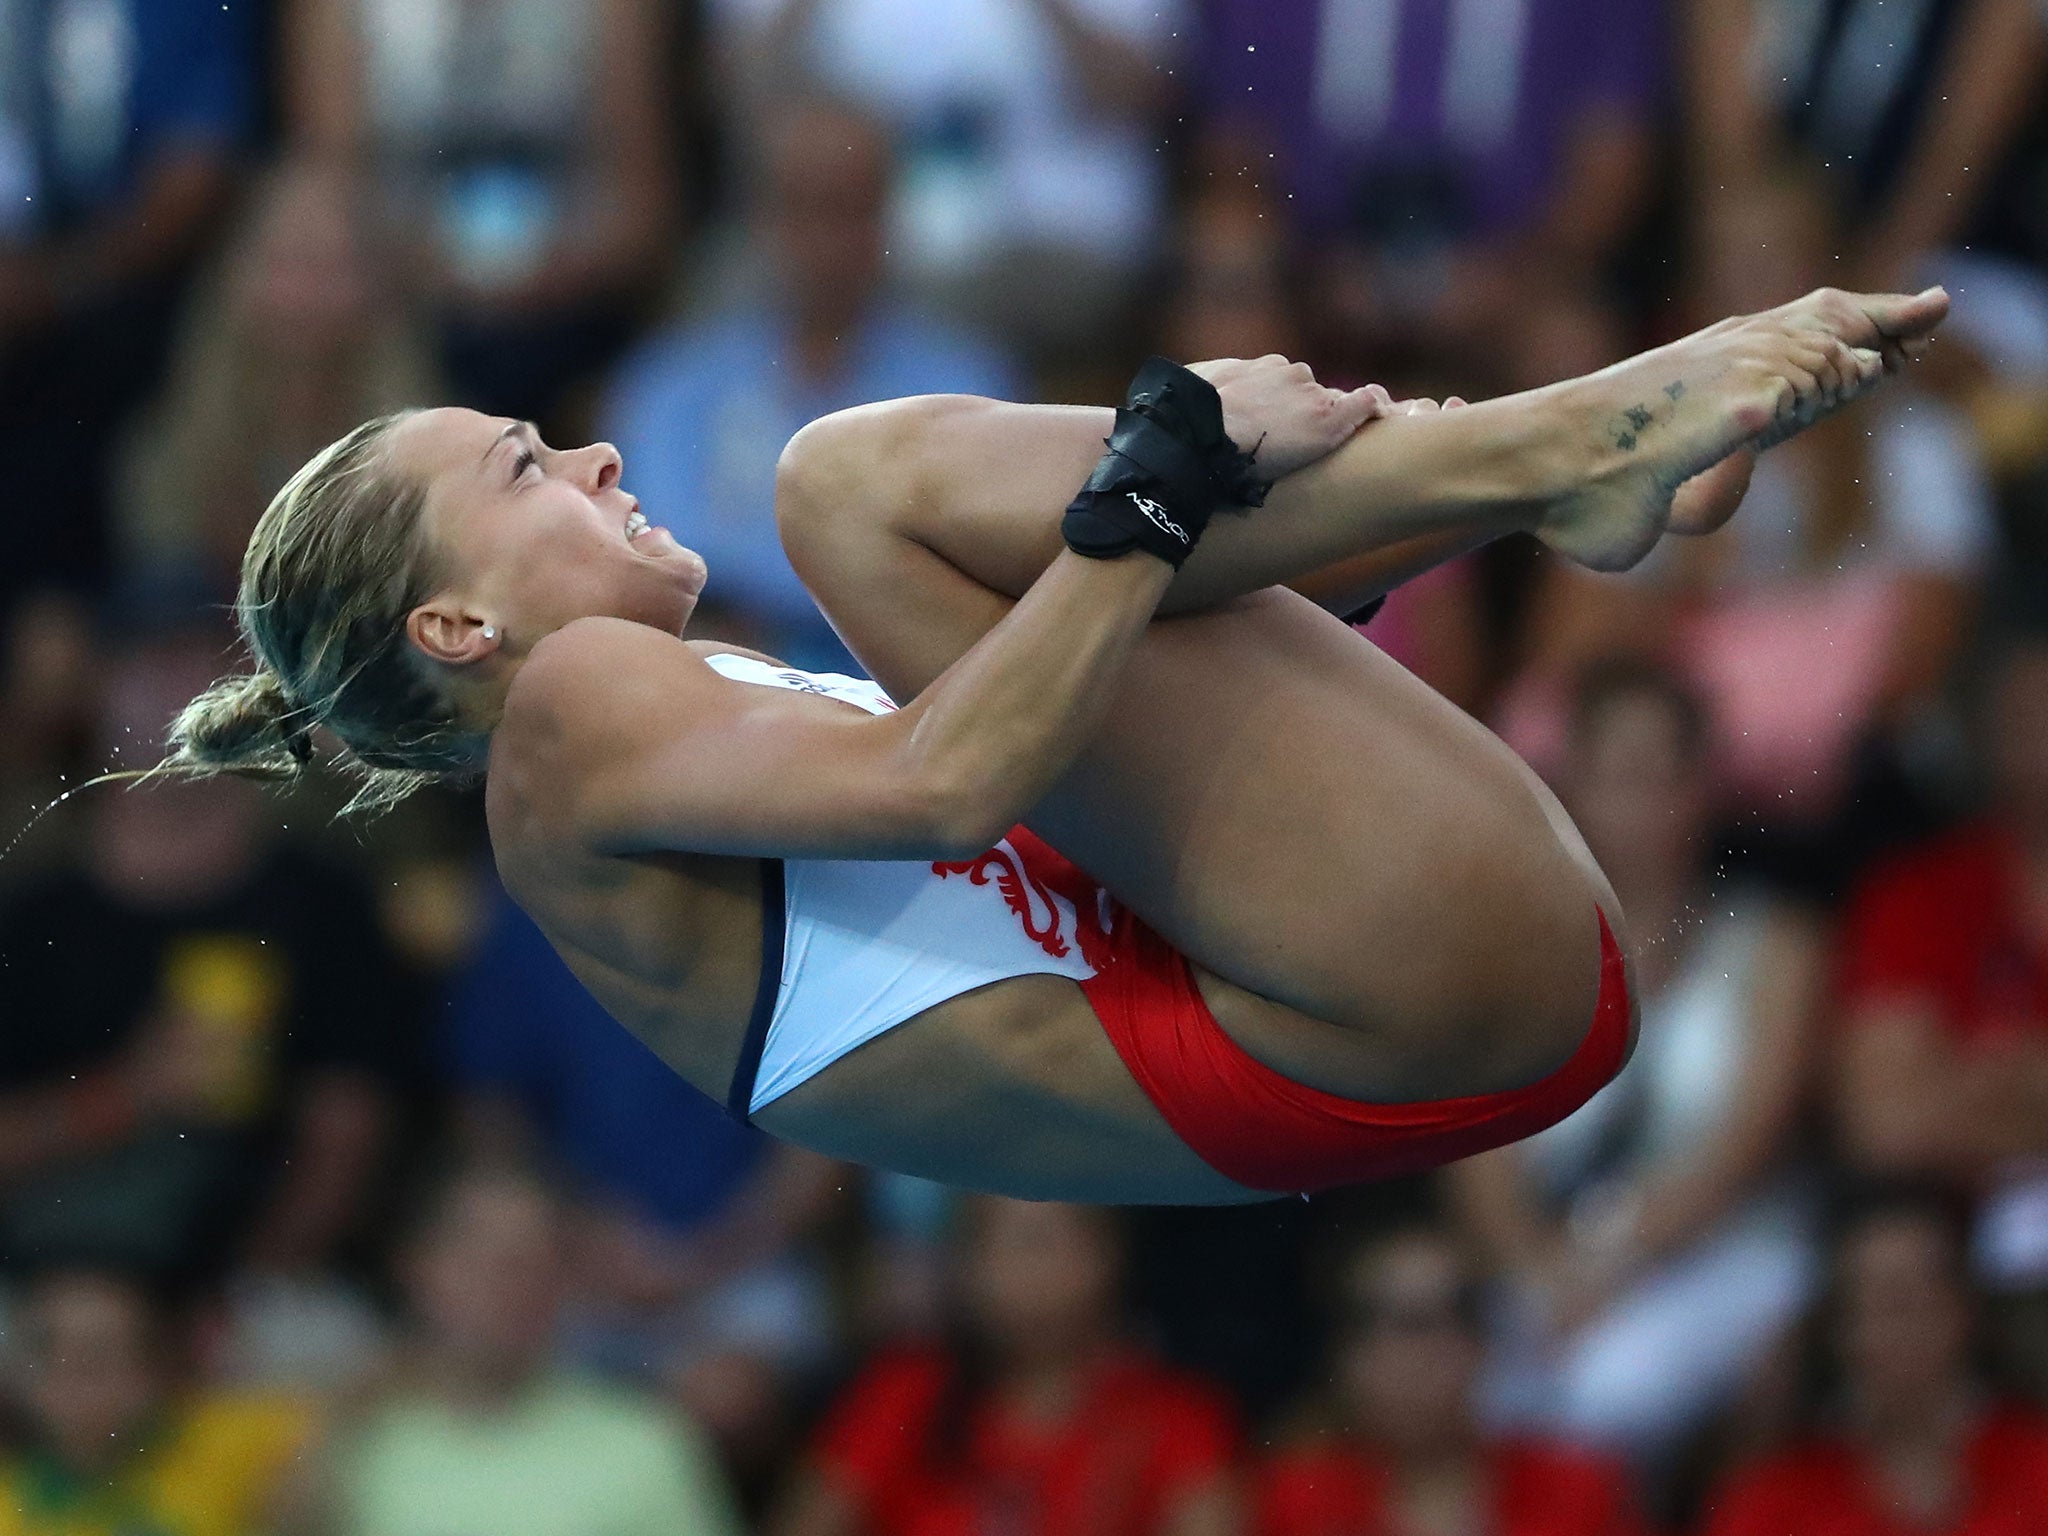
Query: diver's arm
[{"left": 502, "top": 543, "right": 1170, "bottom": 863}]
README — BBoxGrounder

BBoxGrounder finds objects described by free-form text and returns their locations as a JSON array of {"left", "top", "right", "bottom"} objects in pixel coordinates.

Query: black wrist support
[{"left": 1061, "top": 357, "right": 1268, "bottom": 568}]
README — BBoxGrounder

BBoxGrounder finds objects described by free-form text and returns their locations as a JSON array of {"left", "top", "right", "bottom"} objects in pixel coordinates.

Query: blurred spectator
[
  {"left": 0, "top": 1265, "right": 313, "bottom": 1536},
  {"left": 711, "top": 0, "right": 1181, "bottom": 379},
  {"left": 116, "top": 162, "right": 441, "bottom": 604},
  {"left": 1158, "top": 189, "right": 1302, "bottom": 369},
  {"left": 846, "top": 1172, "right": 960, "bottom": 1347},
  {"left": 1453, "top": 662, "right": 1824, "bottom": 1465},
  {"left": 1117, "top": 1191, "right": 1345, "bottom": 1432},
  {"left": 769, "top": 1197, "right": 1240, "bottom": 1536},
  {"left": 599, "top": 96, "right": 1019, "bottom": 668},
  {"left": 1685, "top": 0, "right": 2048, "bottom": 384},
  {"left": 1701, "top": 1187, "right": 2048, "bottom": 1536},
  {"left": 293, "top": 1161, "right": 744, "bottom": 1536},
  {"left": 0, "top": 627, "right": 415, "bottom": 1292},
  {"left": 1501, "top": 180, "right": 1993, "bottom": 892},
  {"left": 1834, "top": 631, "right": 2048, "bottom": 1351},
  {"left": 0, "top": 590, "right": 101, "bottom": 886},
  {"left": 1258, "top": 1224, "right": 1647, "bottom": 1536},
  {"left": 1150, "top": 187, "right": 1492, "bottom": 711},
  {"left": 284, "top": 0, "right": 679, "bottom": 428},
  {"left": 0, "top": 0, "right": 256, "bottom": 617},
  {"left": 1195, "top": 0, "right": 1665, "bottom": 392},
  {"left": 447, "top": 877, "right": 841, "bottom": 1491}
]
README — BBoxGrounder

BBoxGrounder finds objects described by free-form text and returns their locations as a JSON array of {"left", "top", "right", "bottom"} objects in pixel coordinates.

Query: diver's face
[{"left": 394, "top": 407, "right": 707, "bottom": 649}]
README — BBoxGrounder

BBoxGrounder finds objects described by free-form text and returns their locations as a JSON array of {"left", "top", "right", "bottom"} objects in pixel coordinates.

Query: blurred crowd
[{"left": 2, "top": 0, "right": 2048, "bottom": 1531}]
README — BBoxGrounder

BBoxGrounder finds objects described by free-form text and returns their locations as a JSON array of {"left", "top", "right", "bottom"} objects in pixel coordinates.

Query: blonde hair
[{"left": 158, "top": 411, "right": 479, "bottom": 814}]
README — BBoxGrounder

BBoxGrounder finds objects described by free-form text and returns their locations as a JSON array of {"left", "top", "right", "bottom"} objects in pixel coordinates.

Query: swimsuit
[{"left": 709, "top": 654, "right": 1631, "bottom": 1194}]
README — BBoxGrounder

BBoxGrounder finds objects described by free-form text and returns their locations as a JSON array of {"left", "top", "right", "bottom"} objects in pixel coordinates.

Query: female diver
[{"left": 167, "top": 285, "right": 1949, "bottom": 1204}]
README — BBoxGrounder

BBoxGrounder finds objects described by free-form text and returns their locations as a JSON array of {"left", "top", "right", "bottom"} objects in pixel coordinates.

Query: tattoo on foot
[{"left": 1609, "top": 386, "right": 1684, "bottom": 453}]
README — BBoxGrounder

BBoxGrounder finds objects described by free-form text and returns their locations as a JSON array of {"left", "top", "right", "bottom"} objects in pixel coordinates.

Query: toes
[
  {"left": 1804, "top": 341, "right": 1850, "bottom": 411},
  {"left": 1850, "top": 285, "right": 1951, "bottom": 346},
  {"left": 1785, "top": 285, "right": 1950, "bottom": 353},
  {"left": 1817, "top": 336, "right": 1880, "bottom": 409},
  {"left": 1750, "top": 362, "right": 1817, "bottom": 449},
  {"left": 1875, "top": 285, "right": 1952, "bottom": 341}
]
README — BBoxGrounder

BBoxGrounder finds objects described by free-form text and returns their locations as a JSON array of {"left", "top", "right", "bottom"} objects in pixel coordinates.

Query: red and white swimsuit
[{"left": 710, "top": 653, "right": 1632, "bottom": 1196}]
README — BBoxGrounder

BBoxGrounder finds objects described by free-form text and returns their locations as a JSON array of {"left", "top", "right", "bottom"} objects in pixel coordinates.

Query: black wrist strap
[{"left": 1062, "top": 358, "right": 1267, "bottom": 568}]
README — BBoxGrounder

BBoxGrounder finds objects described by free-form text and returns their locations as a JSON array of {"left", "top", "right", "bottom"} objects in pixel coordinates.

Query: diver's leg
[
  {"left": 772, "top": 286, "right": 1943, "bottom": 1097},
  {"left": 782, "top": 285, "right": 1946, "bottom": 647},
  {"left": 782, "top": 470, "right": 1619, "bottom": 1101}
]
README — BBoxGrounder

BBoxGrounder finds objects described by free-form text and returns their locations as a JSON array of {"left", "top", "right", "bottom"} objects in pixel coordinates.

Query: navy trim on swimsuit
[{"left": 725, "top": 858, "right": 787, "bottom": 1124}]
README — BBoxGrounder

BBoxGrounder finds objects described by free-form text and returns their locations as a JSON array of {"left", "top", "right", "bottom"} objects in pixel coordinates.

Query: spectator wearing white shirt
[
  {"left": 286, "top": 0, "right": 680, "bottom": 428},
  {"left": 711, "top": 0, "right": 1184, "bottom": 381},
  {"left": 1454, "top": 662, "right": 1826, "bottom": 1471}
]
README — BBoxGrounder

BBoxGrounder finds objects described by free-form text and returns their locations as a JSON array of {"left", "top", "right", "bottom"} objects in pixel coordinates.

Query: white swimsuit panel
[{"left": 702, "top": 654, "right": 1100, "bottom": 1116}]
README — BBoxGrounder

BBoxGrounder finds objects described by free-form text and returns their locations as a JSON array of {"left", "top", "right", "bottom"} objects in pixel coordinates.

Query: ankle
[{"left": 1479, "top": 375, "right": 1613, "bottom": 513}]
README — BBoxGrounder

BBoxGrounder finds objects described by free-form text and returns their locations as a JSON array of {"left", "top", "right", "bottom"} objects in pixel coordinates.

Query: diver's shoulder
[
  {"left": 494, "top": 620, "right": 713, "bottom": 826},
  {"left": 508, "top": 618, "right": 705, "bottom": 730}
]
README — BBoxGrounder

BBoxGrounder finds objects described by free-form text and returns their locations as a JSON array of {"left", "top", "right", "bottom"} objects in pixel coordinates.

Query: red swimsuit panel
[{"left": 999, "top": 829, "right": 1632, "bottom": 1195}]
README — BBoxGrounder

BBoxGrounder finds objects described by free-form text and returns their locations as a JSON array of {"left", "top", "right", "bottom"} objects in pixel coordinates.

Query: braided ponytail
[
  {"left": 153, "top": 408, "right": 481, "bottom": 814},
  {"left": 165, "top": 667, "right": 316, "bottom": 780}
]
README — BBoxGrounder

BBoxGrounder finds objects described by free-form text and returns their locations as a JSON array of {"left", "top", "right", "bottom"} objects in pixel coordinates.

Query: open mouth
[{"left": 625, "top": 499, "right": 652, "bottom": 541}]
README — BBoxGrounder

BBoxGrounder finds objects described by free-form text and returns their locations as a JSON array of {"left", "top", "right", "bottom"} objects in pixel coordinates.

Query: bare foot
[{"left": 1537, "top": 286, "right": 1951, "bottom": 571}]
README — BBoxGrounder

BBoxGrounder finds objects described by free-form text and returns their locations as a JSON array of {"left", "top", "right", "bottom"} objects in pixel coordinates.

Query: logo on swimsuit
[
  {"left": 776, "top": 670, "right": 837, "bottom": 695},
  {"left": 933, "top": 832, "right": 1115, "bottom": 972},
  {"left": 1126, "top": 492, "right": 1187, "bottom": 546}
]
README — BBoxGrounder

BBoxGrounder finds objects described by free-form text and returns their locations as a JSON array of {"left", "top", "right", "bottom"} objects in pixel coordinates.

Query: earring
[{"left": 482, "top": 625, "right": 496, "bottom": 640}]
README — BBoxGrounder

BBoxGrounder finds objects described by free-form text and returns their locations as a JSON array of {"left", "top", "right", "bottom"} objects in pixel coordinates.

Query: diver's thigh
[
  {"left": 791, "top": 514, "right": 1609, "bottom": 1092},
  {"left": 781, "top": 483, "right": 1015, "bottom": 703},
  {"left": 1028, "top": 591, "right": 1612, "bottom": 1091}
]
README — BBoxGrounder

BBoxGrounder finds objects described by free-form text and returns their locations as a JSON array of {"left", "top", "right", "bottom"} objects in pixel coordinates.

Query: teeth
[{"left": 626, "top": 511, "right": 648, "bottom": 537}]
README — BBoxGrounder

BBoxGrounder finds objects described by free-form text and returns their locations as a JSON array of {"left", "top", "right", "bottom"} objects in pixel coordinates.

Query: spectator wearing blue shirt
[
  {"left": 600, "top": 96, "right": 1020, "bottom": 672},
  {"left": 0, "top": 0, "right": 256, "bottom": 615},
  {"left": 446, "top": 877, "right": 841, "bottom": 1487}
]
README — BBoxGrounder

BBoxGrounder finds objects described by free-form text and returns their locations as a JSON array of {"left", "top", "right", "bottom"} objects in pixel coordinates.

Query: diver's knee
[
  {"left": 775, "top": 394, "right": 984, "bottom": 558},
  {"left": 774, "top": 409, "right": 865, "bottom": 555}
]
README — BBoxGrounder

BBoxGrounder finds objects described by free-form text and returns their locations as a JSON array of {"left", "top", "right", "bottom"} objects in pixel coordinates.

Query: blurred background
[{"left": 1, "top": 0, "right": 2047, "bottom": 1531}]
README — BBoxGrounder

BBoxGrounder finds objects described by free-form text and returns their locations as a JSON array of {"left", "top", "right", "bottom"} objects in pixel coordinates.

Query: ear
[{"left": 406, "top": 597, "right": 500, "bottom": 666}]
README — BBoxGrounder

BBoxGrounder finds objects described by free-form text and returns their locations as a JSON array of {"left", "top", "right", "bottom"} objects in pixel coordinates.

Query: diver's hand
[{"left": 1188, "top": 354, "right": 1389, "bottom": 481}]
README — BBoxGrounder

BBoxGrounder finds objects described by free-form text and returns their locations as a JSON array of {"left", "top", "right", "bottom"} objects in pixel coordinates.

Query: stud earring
[{"left": 482, "top": 625, "right": 496, "bottom": 640}]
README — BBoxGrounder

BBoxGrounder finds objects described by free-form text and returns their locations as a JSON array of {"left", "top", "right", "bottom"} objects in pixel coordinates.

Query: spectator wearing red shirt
[
  {"left": 1702, "top": 1188, "right": 2048, "bottom": 1536},
  {"left": 1257, "top": 1225, "right": 1646, "bottom": 1536},
  {"left": 1835, "top": 633, "right": 2048, "bottom": 1297},
  {"left": 768, "top": 1197, "right": 1241, "bottom": 1536}
]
